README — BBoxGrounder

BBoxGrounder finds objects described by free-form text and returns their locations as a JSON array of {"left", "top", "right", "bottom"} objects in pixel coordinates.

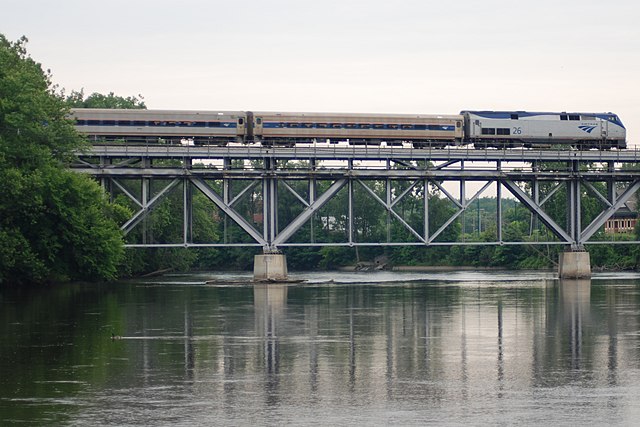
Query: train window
[
  {"left": 238, "top": 118, "right": 244, "bottom": 125},
  {"left": 569, "top": 115, "right": 580, "bottom": 120},
  {"left": 332, "top": 124, "right": 342, "bottom": 128},
  {"left": 456, "top": 121, "right": 462, "bottom": 128},
  {"left": 103, "top": 120, "right": 116, "bottom": 126},
  {"left": 207, "top": 122, "right": 221, "bottom": 127},
  {"left": 414, "top": 125, "right": 426, "bottom": 130},
  {"left": 560, "top": 115, "right": 568, "bottom": 120},
  {"left": 497, "top": 128, "right": 510, "bottom": 135},
  {"left": 87, "top": 120, "right": 101, "bottom": 126},
  {"left": 287, "top": 123, "right": 300, "bottom": 128},
  {"left": 510, "top": 114, "right": 519, "bottom": 120},
  {"left": 317, "top": 123, "right": 328, "bottom": 128},
  {"left": 358, "top": 124, "right": 371, "bottom": 129},
  {"left": 401, "top": 124, "right": 413, "bottom": 130},
  {"left": 256, "top": 118, "right": 262, "bottom": 125},
  {"left": 76, "top": 120, "right": 87, "bottom": 126},
  {"left": 373, "top": 124, "right": 384, "bottom": 129},
  {"left": 345, "top": 124, "right": 357, "bottom": 129},
  {"left": 388, "top": 124, "right": 399, "bottom": 129},
  {"left": 582, "top": 116, "right": 596, "bottom": 121},
  {"left": 133, "top": 120, "right": 147, "bottom": 126},
  {"left": 481, "top": 128, "right": 496, "bottom": 135}
]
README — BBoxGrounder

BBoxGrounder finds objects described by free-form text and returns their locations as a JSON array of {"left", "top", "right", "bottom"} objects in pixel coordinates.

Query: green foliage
[
  {"left": 317, "top": 247, "right": 355, "bottom": 269},
  {"left": 0, "top": 34, "right": 125, "bottom": 284},
  {"left": 64, "top": 89, "right": 146, "bottom": 109}
]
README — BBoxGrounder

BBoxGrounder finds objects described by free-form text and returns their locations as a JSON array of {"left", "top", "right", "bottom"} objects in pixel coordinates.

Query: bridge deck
[{"left": 81, "top": 145, "right": 640, "bottom": 163}]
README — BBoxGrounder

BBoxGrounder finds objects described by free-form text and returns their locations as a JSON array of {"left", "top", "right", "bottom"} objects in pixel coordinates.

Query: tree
[
  {"left": 0, "top": 35, "right": 125, "bottom": 284},
  {"left": 65, "top": 89, "right": 146, "bottom": 109}
]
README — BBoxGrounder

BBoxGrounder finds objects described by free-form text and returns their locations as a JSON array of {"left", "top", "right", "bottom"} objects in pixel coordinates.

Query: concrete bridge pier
[
  {"left": 558, "top": 250, "right": 591, "bottom": 279},
  {"left": 254, "top": 252, "right": 288, "bottom": 281}
]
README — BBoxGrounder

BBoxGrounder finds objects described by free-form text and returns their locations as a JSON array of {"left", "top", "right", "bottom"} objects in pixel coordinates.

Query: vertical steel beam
[
  {"left": 607, "top": 161, "right": 616, "bottom": 205},
  {"left": 224, "top": 158, "right": 231, "bottom": 245},
  {"left": 141, "top": 157, "right": 151, "bottom": 244},
  {"left": 532, "top": 161, "right": 539, "bottom": 236},
  {"left": 386, "top": 175, "right": 391, "bottom": 243},
  {"left": 424, "top": 179, "right": 430, "bottom": 244},
  {"left": 259, "top": 157, "right": 278, "bottom": 250},
  {"left": 496, "top": 161, "right": 502, "bottom": 242},
  {"left": 183, "top": 158, "right": 193, "bottom": 245},
  {"left": 570, "top": 160, "right": 581, "bottom": 249},
  {"left": 460, "top": 161, "right": 466, "bottom": 240},
  {"left": 262, "top": 158, "right": 270, "bottom": 244},
  {"left": 497, "top": 181, "right": 502, "bottom": 242},
  {"left": 310, "top": 159, "right": 316, "bottom": 243},
  {"left": 348, "top": 159, "right": 354, "bottom": 246},
  {"left": 270, "top": 162, "right": 278, "bottom": 247},
  {"left": 183, "top": 178, "right": 189, "bottom": 245}
]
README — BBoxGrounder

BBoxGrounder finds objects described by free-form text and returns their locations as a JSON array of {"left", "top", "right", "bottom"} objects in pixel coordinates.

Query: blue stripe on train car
[
  {"left": 263, "top": 122, "right": 455, "bottom": 131},
  {"left": 78, "top": 120, "right": 237, "bottom": 128}
]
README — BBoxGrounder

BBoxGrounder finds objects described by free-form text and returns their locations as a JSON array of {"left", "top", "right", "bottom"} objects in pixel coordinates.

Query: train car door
[
  {"left": 253, "top": 115, "right": 263, "bottom": 140},
  {"left": 237, "top": 115, "right": 246, "bottom": 136}
]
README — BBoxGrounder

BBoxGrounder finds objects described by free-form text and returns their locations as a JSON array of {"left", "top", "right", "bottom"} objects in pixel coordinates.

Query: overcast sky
[{"left": 3, "top": 0, "right": 640, "bottom": 144}]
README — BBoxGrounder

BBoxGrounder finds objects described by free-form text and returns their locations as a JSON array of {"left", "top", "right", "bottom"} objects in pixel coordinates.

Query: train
[{"left": 72, "top": 108, "right": 627, "bottom": 150}]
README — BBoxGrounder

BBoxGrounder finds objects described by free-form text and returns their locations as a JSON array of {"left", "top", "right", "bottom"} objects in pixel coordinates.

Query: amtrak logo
[{"left": 579, "top": 125, "right": 597, "bottom": 133}]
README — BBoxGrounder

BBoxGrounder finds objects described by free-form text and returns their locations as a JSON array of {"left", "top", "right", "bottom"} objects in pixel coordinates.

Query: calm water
[{"left": 2, "top": 270, "right": 640, "bottom": 425}]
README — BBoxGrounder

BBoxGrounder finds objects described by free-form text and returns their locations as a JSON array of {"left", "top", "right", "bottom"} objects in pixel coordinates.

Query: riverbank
[{"left": 337, "top": 265, "right": 553, "bottom": 272}]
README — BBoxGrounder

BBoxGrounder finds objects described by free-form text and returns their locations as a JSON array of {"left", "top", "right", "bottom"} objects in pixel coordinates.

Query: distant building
[{"left": 605, "top": 206, "right": 637, "bottom": 234}]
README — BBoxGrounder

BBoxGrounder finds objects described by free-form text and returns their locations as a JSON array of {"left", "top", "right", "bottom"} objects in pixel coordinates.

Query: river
[{"left": 2, "top": 270, "right": 640, "bottom": 425}]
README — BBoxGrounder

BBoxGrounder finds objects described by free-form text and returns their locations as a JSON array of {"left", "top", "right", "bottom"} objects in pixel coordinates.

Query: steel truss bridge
[{"left": 72, "top": 145, "right": 640, "bottom": 252}]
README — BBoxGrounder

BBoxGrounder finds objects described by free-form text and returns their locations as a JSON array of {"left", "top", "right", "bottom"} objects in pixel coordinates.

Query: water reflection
[
  {"left": 559, "top": 279, "right": 591, "bottom": 371},
  {"left": 254, "top": 284, "right": 287, "bottom": 405},
  {"left": 3, "top": 274, "right": 640, "bottom": 424},
  {"left": 184, "top": 299, "right": 195, "bottom": 380}
]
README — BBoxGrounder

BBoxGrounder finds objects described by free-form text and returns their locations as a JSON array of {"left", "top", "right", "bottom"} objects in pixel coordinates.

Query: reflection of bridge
[{"left": 73, "top": 145, "right": 640, "bottom": 278}]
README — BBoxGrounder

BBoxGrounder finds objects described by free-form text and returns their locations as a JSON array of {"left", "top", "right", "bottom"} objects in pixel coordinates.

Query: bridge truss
[{"left": 72, "top": 145, "right": 640, "bottom": 251}]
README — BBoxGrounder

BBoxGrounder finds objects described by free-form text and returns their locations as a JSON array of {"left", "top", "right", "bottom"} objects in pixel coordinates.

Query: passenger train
[{"left": 72, "top": 108, "right": 627, "bottom": 150}]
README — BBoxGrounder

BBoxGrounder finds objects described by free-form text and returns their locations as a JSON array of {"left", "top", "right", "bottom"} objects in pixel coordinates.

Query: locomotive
[{"left": 72, "top": 108, "right": 626, "bottom": 150}]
